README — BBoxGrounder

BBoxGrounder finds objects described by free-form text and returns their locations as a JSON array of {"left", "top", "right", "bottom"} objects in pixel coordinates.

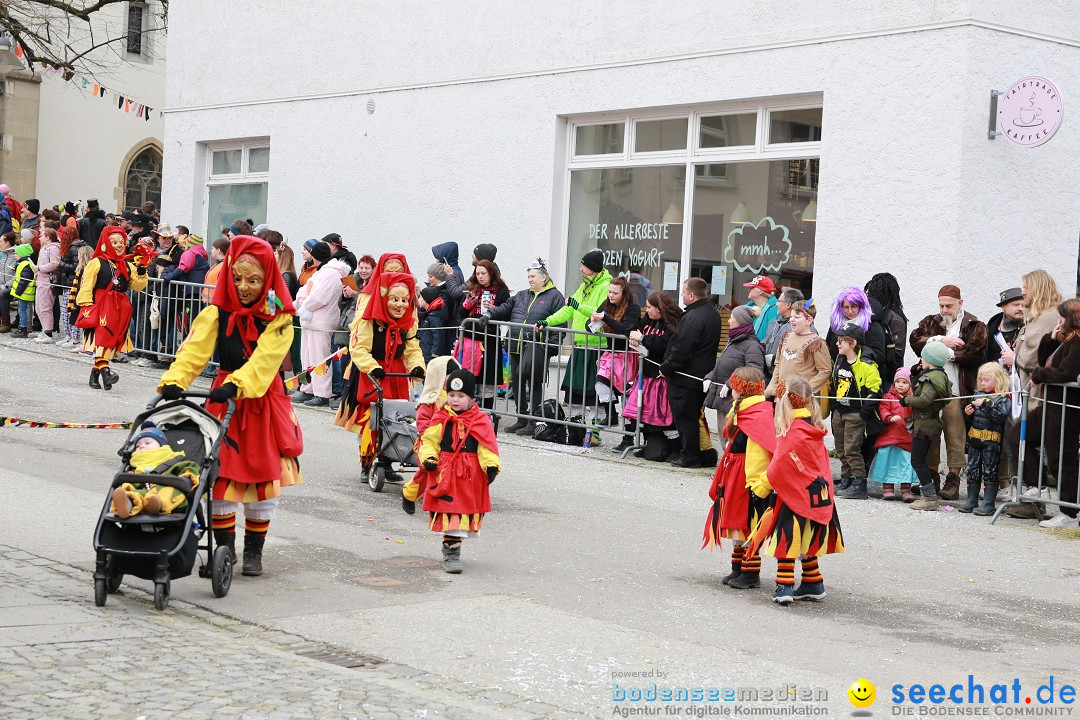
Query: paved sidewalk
[{"left": 0, "top": 545, "right": 574, "bottom": 720}]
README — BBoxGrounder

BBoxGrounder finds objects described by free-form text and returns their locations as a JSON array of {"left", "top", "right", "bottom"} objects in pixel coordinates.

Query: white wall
[
  {"left": 162, "top": 2, "right": 1080, "bottom": 340},
  {"left": 34, "top": 2, "right": 165, "bottom": 210}
]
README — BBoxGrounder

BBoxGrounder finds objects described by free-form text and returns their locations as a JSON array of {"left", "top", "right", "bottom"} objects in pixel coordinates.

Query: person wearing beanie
[
  {"left": 472, "top": 243, "right": 497, "bottom": 266},
  {"left": 900, "top": 340, "right": 955, "bottom": 510},
  {"left": 418, "top": 283, "right": 452, "bottom": 362},
  {"left": 764, "top": 299, "right": 832, "bottom": 401},
  {"left": 416, "top": 367, "right": 500, "bottom": 573},
  {"left": 10, "top": 243, "right": 36, "bottom": 337},
  {"left": 537, "top": 249, "right": 613, "bottom": 410},
  {"left": 704, "top": 303, "right": 765, "bottom": 418},
  {"left": 298, "top": 239, "right": 319, "bottom": 287},
  {"left": 909, "top": 285, "right": 987, "bottom": 501},
  {"left": 22, "top": 199, "right": 41, "bottom": 231},
  {"left": 110, "top": 422, "right": 202, "bottom": 519},
  {"left": 870, "top": 366, "right": 919, "bottom": 502},
  {"left": 831, "top": 321, "right": 882, "bottom": 500}
]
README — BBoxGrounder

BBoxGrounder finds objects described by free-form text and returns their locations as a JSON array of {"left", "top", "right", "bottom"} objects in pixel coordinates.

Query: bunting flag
[
  {"left": 39, "top": 61, "right": 155, "bottom": 122},
  {"left": 2, "top": 416, "right": 133, "bottom": 429},
  {"left": 282, "top": 349, "right": 347, "bottom": 390}
]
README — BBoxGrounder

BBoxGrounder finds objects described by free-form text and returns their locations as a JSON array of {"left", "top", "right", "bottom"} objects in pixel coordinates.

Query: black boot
[
  {"left": 837, "top": 475, "right": 853, "bottom": 491},
  {"left": 101, "top": 367, "right": 114, "bottom": 391},
  {"left": 89, "top": 369, "right": 102, "bottom": 389},
  {"left": 973, "top": 481, "right": 998, "bottom": 516},
  {"left": 213, "top": 529, "right": 236, "bottom": 561},
  {"left": 958, "top": 478, "right": 980, "bottom": 513},
  {"left": 242, "top": 535, "right": 265, "bottom": 576},
  {"left": 727, "top": 572, "right": 760, "bottom": 589},
  {"left": 838, "top": 476, "right": 868, "bottom": 499}
]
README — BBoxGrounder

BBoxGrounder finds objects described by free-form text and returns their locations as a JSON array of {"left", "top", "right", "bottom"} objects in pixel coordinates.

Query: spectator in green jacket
[{"left": 537, "top": 250, "right": 612, "bottom": 409}]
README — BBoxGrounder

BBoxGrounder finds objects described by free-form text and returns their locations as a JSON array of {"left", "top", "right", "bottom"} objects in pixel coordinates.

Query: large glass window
[
  {"left": 208, "top": 184, "right": 268, "bottom": 238},
  {"left": 566, "top": 166, "right": 685, "bottom": 306},
  {"left": 690, "top": 158, "right": 817, "bottom": 308}
]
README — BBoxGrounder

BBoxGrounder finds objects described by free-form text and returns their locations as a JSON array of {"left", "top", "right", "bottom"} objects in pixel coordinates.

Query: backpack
[
  {"left": 881, "top": 309, "right": 904, "bottom": 374},
  {"left": 532, "top": 399, "right": 569, "bottom": 444}
]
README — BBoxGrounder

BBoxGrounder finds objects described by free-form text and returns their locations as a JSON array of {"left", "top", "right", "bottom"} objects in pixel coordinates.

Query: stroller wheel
[
  {"left": 106, "top": 556, "right": 123, "bottom": 593},
  {"left": 369, "top": 464, "right": 386, "bottom": 492},
  {"left": 94, "top": 578, "right": 107, "bottom": 607},
  {"left": 211, "top": 545, "right": 233, "bottom": 598},
  {"left": 153, "top": 579, "right": 171, "bottom": 611}
]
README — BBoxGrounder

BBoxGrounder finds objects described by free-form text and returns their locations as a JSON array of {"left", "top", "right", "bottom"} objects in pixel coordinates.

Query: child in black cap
[
  {"left": 830, "top": 322, "right": 882, "bottom": 499},
  {"left": 417, "top": 368, "right": 501, "bottom": 573}
]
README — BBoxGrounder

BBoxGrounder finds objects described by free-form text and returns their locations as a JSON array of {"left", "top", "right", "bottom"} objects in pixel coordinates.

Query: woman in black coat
[{"left": 703, "top": 304, "right": 766, "bottom": 417}]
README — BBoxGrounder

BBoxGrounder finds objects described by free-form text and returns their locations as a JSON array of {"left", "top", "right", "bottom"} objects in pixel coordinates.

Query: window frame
[
  {"left": 203, "top": 138, "right": 271, "bottom": 236},
  {"left": 559, "top": 96, "right": 822, "bottom": 297}
]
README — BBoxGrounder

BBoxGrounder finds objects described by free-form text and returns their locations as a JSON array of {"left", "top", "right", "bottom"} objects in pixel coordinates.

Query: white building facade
[{"left": 162, "top": 1, "right": 1080, "bottom": 322}]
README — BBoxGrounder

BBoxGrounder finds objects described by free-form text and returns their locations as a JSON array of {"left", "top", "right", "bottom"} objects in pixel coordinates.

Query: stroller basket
[{"left": 375, "top": 399, "right": 418, "bottom": 465}]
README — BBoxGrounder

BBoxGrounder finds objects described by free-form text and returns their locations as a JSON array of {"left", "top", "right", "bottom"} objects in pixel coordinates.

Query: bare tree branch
[{"left": 0, "top": 0, "right": 168, "bottom": 79}]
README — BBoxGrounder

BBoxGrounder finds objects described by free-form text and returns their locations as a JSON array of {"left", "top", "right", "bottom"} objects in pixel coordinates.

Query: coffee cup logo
[{"left": 998, "top": 76, "right": 1062, "bottom": 148}]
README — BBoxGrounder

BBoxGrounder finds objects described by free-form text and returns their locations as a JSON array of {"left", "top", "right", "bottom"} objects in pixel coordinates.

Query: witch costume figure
[
  {"left": 158, "top": 235, "right": 303, "bottom": 577},
  {"left": 334, "top": 255, "right": 425, "bottom": 482},
  {"left": 75, "top": 225, "right": 149, "bottom": 390}
]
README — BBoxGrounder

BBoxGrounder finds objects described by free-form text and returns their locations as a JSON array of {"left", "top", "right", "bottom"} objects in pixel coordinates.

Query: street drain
[{"left": 294, "top": 646, "right": 386, "bottom": 668}]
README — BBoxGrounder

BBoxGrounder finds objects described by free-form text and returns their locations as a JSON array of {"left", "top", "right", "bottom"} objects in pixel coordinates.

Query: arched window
[{"left": 124, "top": 146, "right": 162, "bottom": 212}]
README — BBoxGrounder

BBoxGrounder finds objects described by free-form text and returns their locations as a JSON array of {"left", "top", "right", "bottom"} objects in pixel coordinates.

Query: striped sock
[
  {"left": 777, "top": 559, "right": 796, "bottom": 587},
  {"left": 740, "top": 548, "right": 761, "bottom": 575},
  {"left": 244, "top": 518, "right": 270, "bottom": 538},
  {"left": 93, "top": 358, "right": 108, "bottom": 371},
  {"left": 801, "top": 556, "right": 823, "bottom": 584},
  {"left": 730, "top": 545, "right": 744, "bottom": 572},
  {"left": 212, "top": 512, "right": 236, "bottom": 537}
]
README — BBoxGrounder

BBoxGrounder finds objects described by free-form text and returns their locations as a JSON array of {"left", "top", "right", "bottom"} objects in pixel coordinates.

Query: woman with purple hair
[{"left": 825, "top": 286, "right": 888, "bottom": 368}]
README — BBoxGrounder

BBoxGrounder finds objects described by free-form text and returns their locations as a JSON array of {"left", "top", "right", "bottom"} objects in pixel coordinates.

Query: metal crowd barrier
[
  {"left": 457, "top": 319, "right": 645, "bottom": 456},
  {"left": 126, "top": 277, "right": 215, "bottom": 361},
  {"left": 992, "top": 382, "right": 1080, "bottom": 525}
]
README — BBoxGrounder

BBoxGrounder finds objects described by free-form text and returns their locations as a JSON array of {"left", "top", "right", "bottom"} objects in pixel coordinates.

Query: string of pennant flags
[
  {"left": 41, "top": 63, "right": 158, "bottom": 122},
  {"left": 284, "top": 348, "right": 347, "bottom": 390}
]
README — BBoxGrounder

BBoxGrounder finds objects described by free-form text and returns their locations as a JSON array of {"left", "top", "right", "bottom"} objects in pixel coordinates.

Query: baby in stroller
[{"left": 110, "top": 422, "right": 201, "bottom": 518}]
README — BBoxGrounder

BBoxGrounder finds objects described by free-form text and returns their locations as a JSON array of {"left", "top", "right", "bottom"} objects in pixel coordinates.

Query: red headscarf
[
  {"left": 211, "top": 235, "right": 296, "bottom": 352},
  {"left": 361, "top": 253, "right": 411, "bottom": 296},
  {"left": 363, "top": 271, "right": 417, "bottom": 326},
  {"left": 93, "top": 225, "right": 130, "bottom": 280}
]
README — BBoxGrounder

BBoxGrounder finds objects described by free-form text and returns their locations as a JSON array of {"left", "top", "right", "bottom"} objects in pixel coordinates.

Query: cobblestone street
[{"left": 0, "top": 545, "right": 569, "bottom": 720}]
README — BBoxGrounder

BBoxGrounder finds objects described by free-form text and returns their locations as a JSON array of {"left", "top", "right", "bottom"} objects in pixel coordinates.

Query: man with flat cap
[
  {"left": 909, "top": 285, "right": 988, "bottom": 501},
  {"left": 986, "top": 287, "right": 1024, "bottom": 367}
]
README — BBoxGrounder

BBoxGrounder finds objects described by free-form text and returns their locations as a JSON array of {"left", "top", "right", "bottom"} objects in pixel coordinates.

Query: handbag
[
  {"left": 74, "top": 304, "right": 100, "bottom": 330},
  {"left": 452, "top": 335, "right": 484, "bottom": 375}
]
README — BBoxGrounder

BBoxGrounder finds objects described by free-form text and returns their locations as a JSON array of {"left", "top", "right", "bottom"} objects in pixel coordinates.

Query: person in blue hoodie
[{"left": 431, "top": 242, "right": 464, "bottom": 285}]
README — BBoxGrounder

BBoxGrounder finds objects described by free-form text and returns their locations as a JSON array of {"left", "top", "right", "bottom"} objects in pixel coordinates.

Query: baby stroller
[
  {"left": 91, "top": 390, "right": 237, "bottom": 611},
  {"left": 365, "top": 371, "right": 420, "bottom": 492}
]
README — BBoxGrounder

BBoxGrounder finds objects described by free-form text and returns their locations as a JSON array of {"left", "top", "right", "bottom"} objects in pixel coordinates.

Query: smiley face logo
[{"left": 848, "top": 679, "right": 876, "bottom": 708}]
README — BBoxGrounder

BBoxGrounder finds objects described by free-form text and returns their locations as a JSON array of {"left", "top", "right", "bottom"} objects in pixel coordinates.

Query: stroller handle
[
  {"left": 147, "top": 390, "right": 238, "bottom": 429},
  {"left": 367, "top": 371, "right": 421, "bottom": 401}
]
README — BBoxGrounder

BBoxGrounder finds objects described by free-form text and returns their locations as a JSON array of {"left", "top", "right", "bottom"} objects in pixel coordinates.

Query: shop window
[
  {"left": 689, "top": 158, "right": 818, "bottom": 308},
  {"left": 634, "top": 118, "right": 688, "bottom": 153},
  {"left": 206, "top": 141, "right": 269, "bottom": 236},
  {"left": 574, "top": 123, "right": 625, "bottom": 156},
  {"left": 699, "top": 113, "right": 757, "bottom": 149},
  {"left": 768, "top": 107, "right": 823, "bottom": 144},
  {"left": 566, "top": 166, "right": 685, "bottom": 305}
]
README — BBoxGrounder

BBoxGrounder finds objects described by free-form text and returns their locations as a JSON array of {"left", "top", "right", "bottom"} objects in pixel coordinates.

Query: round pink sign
[{"left": 998, "top": 76, "right": 1063, "bottom": 147}]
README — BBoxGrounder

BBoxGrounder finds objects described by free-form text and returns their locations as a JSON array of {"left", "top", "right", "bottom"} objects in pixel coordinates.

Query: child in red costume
[
  {"left": 158, "top": 235, "right": 303, "bottom": 577},
  {"left": 401, "top": 355, "right": 461, "bottom": 514},
  {"left": 75, "top": 226, "right": 149, "bottom": 390},
  {"left": 702, "top": 366, "right": 776, "bottom": 590},
  {"left": 335, "top": 253, "right": 425, "bottom": 482},
  {"left": 745, "top": 375, "right": 845, "bottom": 605},
  {"left": 418, "top": 369, "right": 501, "bottom": 573},
  {"left": 870, "top": 367, "right": 918, "bottom": 502}
]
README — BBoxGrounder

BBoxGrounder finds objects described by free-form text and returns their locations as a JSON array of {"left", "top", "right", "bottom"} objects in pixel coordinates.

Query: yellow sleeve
[
  {"left": 348, "top": 318, "right": 379, "bottom": 374},
  {"left": 77, "top": 258, "right": 101, "bottom": 306},
  {"left": 477, "top": 442, "right": 501, "bottom": 472},
  {"left": 159, "top": 306, "right": 220, "bottom": 391},
  {"left": 227, "top": 313, "right": 293, "bottom": 399},
  {"left": 404, "top": 318, "right": 424, "bottom": 372},
  {"left": 419, "top": 422, "right": 444, "bottom": 465},
  {"left": 127, "top": 262, "right": 148, "bottom": 292},
  {"left": 745, "top": 438, "right": 773, "bottom": 498}
]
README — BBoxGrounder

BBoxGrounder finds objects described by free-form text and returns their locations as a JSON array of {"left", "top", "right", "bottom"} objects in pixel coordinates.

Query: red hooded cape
[
  {"left": 764, "top": 419, "right": 836, "bottom": 524},
  {"left": 211, "top": 235, "right": 296, "bottom": 353},
  {"left": 92, "top": 225, "right": 130, "bottom": 280},
  {"left": 422, "top": 403, "right": 498, "bottom": 516}
]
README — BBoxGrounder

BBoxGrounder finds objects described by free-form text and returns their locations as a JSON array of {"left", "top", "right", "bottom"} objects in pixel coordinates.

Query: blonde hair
[
  {"left": 977, "top": 362, "right": 1010, "bottom": 395},
  {"left": 76, "top": 244, "right": 94, "bottom": 272},
  {"left": 1022, "top": 269, "right": 1063, "bottom": 322},
  {"left": 775, "top": 375, "right": 825, "bottom": 435}
]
